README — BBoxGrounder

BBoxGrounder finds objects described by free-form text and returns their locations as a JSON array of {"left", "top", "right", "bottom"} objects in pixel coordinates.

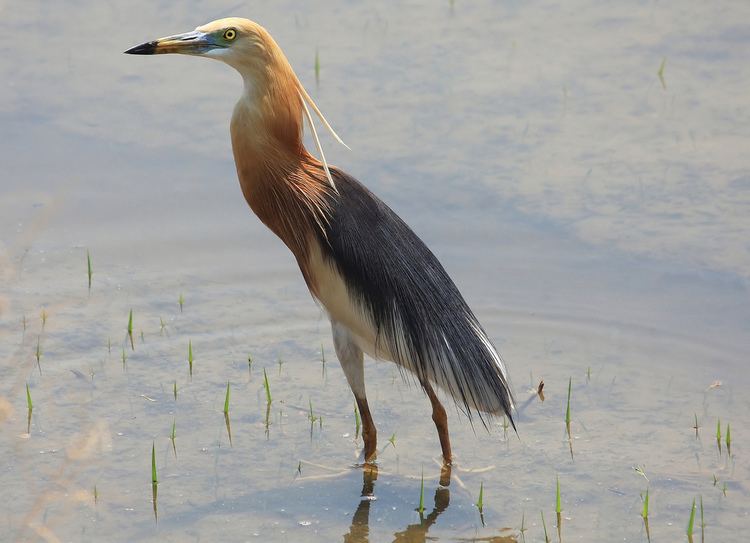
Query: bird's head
[
  {"left": 125, "top": 17, "right": 349, "bottom": 187},
  {"left": 125, "top": 17, "right": 280, "bottom": 82}
]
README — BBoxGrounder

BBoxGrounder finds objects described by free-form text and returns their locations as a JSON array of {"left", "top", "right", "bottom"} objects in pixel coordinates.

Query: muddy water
[{"left": 1, "top": 1, "right": 748, "bottom": 541}]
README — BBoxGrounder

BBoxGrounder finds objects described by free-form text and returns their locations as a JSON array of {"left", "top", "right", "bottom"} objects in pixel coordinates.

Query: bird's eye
[{"left": 224, "top": 28, "right": 237, "bottom": 41}]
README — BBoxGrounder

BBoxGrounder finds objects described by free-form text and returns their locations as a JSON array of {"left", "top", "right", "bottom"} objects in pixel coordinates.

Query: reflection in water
[
  {"left": 224, "top": 412, "right": 233, "bottom": 447},
  {"left": 264, "top": 403, "right": 271, "bottom": 439},
  {"left": 343, "top": 464, "right": 514, "bottom": 543},
  {"left": 391, "top": 468, "right": 450, "bottom": 543},
  {"left": 343, "top": 465, "right": 378, "bottom": 543},
  {"left": 151, "top": 482, "right": 158, "bottom": 524}
]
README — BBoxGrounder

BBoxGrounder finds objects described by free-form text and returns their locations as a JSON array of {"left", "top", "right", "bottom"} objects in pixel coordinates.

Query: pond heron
[{"left": 126, "top": 18, "right": 514, "bottom": 464}]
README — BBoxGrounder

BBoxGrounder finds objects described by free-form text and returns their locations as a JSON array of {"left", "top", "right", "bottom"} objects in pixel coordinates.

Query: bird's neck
[
  {"left": 238, "top": 64, "right": 304, "bottom": 150},
  {"left": 230, "top": 68, "right": 333, "bottom": 286}
]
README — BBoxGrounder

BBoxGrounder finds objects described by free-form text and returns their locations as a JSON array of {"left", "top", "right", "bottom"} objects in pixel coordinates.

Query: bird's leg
[
  {"left": 422, "top": 380, "right": 452, "bottom": 465},
  {"left": 332, "top": 322, "right": 377, "bottom": 462},
  {"left": 356, "top": 396, "right": 377, "bottom": 462}
]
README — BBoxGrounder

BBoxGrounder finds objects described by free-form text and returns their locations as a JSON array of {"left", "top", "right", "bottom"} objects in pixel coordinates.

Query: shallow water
[{"left": 1, "top": 1, "right": 748, "bottom": 541}]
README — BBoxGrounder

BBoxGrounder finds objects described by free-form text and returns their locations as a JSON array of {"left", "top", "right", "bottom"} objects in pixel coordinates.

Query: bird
[{"left": 125, "top": 17, "right": 514, "bottom": 465}]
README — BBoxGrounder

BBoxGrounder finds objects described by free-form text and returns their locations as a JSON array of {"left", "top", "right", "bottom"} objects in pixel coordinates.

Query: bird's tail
[{"left": 383, "top": 306, "right": 515, "bottom": 430}]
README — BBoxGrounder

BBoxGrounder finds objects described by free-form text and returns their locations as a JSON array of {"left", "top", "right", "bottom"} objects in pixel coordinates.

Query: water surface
[{"left": 1, "top": 1, "right": 748, "bottom": 541}]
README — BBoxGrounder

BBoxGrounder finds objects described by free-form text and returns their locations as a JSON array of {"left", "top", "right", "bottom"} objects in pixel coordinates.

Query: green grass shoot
[
  {"left": 314, "top": 48, "right": 320, "bottom": 84},
  {"left": 541, "top": 510, "right": 550, "bottom": 543},
  {"left": 687, "top": 497, "right": 696, "bottom": 538},
  {"left": 354, "top": 404, "right": 361, "bottom": 438},
  {"left": 93, "top": 485, "right": 98, "bottom": 505},
  {"left": 170, "top": 419, "right": 177, "bottom": 456},
  {"left": 308, "top": 399, "right": 316, "bottom": 423},
  {"left": 716, "top": 418, "right": 721, "bottom": 451},
  {"left": 387, "top": 432, "right": 397, "bottom": 448},
  {"left": 151, "top": 442, "right": 158, "bottom": 484},
  {"left": 188, "top": 340, "right": 194, "bottom": 376},
  {"left": 26, "top": 383, "right": 33, "bottom": 411},
  {"left": 263, "top": 368, "right": 272, "bottom": 403},
  {"left": 173, "top": 381, "right": 177, "bottom": 401},
  {"left": 87, "top": 249, "right": 92, "bottom": 290},
  {"left": 417, "top": 467, "right": 425, "bottom": 515},
  {"left": 40, "top": 308, "right": 47, "bottom": 330},
  {"left": 178, "top": 293, "right": 184, "bottom": 312},
  {"left": 700, "top": 495, "right": 705, "bottom": 540},
  {"left": 657, "top": 57, "right": 667, "bottom": 89},
  {"left": 641, "top": 488, "right": 649, "bottom": 518},
  {"left": 586, "top": 366, "right": 591, "bottom": 382},
  {"left": 565, "top": 377, "right": 572, "bottom": 437},
  {"left": 726, "top": 422, "right": 731, "bottom": 453},
  {"left": 127, "top": 309, "right": 134, "bottom": 350},
  {"left": 223, "top": 381, "right": 231, "bottom": 414},
  {"left": 321, "top": 344, "right": 326, "bottom": 377},
  {"left": 476, "top": 481, "right": 484, "bottom": 512},
  {"left": 35, "top": 336, "right": 41, "bottom": 365},
  {"left": 555, "top": 475, "right": 562, "bottom": 513}
]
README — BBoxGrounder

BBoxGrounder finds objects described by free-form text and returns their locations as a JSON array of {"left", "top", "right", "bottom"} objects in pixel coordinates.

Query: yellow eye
[{"left": 224, "top": 28, "right": 237, "bottom": 41}]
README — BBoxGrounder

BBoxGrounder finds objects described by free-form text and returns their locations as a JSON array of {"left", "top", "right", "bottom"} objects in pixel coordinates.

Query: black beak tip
[{"left": 124, "top": 41, "right": 157, "bottom": 55}]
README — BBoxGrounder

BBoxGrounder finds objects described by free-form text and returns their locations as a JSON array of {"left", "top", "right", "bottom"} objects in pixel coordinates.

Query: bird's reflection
[
  {"left": 392, "top": 464, "right": 452, "bottom": 543},
  {"left": 343, "top": 464, "right": 379, "bottom": 543},
  {"left": 343, "top": 463, "right": 453, "bottom": 543}
]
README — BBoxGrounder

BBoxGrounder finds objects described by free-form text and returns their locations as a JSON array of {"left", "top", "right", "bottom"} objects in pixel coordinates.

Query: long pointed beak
[{"left": 124, "top": 30, "right": 215, "bottom": 55}]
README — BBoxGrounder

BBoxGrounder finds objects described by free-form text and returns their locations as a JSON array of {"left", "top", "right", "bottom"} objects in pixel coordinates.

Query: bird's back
[{"left": 309, "top": 168, "right": 514, "bottom": 424}]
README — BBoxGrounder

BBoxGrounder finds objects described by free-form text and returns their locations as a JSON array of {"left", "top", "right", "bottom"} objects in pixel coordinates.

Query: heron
[{"left": 125, "top": 17, "right": 514, "bottom": 464}]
